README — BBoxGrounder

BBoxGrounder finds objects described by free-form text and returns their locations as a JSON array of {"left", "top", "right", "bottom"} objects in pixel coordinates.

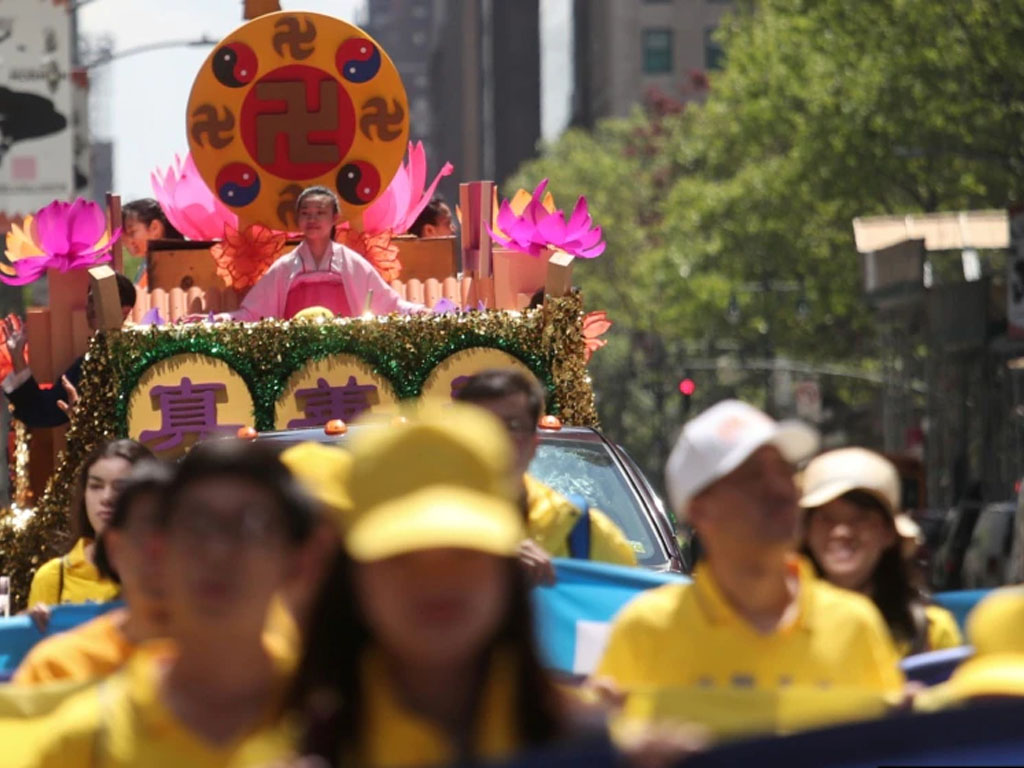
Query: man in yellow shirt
[
  {"left": 455, "top": 369, "right": 637, "bottom": 583},
  {"left": 593, "top": 401, "right": 903, "bottom": 735}
]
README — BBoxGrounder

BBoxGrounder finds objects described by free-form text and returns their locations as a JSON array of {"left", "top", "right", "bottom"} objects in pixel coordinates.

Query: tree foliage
[{"left": 508, "top": 0, "right": 1024, "bottom": 484}]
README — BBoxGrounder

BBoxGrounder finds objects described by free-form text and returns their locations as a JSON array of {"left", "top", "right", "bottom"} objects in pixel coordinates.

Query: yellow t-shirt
[
  {"left": 26, "top": 538, "right": 120, "bottom": 607},
  {"left": 13, "top": 609, "right": 133, "bottom": 687},
  {"left": 596, "top": 557, "right": 904, "bottom": 695},
  {"left": 524, "top": 475, "right": 637, "bottom": 567},
  {"left": 894, "top": 604, "right": 964, "bottom": 658},
  {"left": 353, "top": 648, "right": 521, "bottom": 767},
  {"left": 27, "top": 644, "right": 295, "bottom": 768}
]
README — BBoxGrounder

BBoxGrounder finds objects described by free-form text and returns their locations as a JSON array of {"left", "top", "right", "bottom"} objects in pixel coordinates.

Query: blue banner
[
  {"left": 531, "top": 559, "right": 688, "bottom": 676},
  {"left": 0, "top": 602, "right": 122, "bottom": 679},
  {"left": 933, "top": 589, "right": 989, "bottom": 631}
]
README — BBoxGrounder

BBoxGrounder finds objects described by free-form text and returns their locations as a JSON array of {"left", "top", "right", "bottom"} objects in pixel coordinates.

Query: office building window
[
  {"left": 704, "top": 26, "right": 726, "bottom": 70},
  {"left": 643, "top": 28, "right": 673, "bottom": 74}
]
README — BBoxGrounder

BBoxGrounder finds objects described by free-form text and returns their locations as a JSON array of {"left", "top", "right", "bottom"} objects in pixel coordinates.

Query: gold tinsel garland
[{"left": 0, "top": 295, "right": 597, "bottom": 609}]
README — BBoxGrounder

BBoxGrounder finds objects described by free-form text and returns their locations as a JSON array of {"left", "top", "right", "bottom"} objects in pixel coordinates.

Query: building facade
[{"left": 573, "top": 0, "right": 735, "bottom": 126}]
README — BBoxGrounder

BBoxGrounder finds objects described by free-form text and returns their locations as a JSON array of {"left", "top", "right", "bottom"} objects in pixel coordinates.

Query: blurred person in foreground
[
  {"left": 286, "top": 404, "right": 608, "bottom": 767},
  {"left": 917, "top": 586, "right": 1024, "bottom": 710},
  {"left": 455, "top": 369, "right": 637, "bottom": 584},
  {"left": 12, "top": 462, "right": 172, "bottom": 686},
  {"left": 278, "top": 441, "right": 353, "bottom": 633},
  {"left": 28, "top": 440, "right": 316, "bottom": 767},
  {"left": 591, "top": 401, "right": 904, "bottom": 737},
  {"left": 801, "top": 448, "right": 962, "bottom": 657}
]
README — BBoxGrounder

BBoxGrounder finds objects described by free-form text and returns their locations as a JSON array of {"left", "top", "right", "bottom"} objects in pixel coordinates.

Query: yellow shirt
[
  {"left": 13, "top": 597, "right": 300, "bottom": 689},
  {"left": 13, "top": 609, "right": 133, "bottom": 687},
  {"left": 26, "top": 538, "right": 120, "bottom": 607},
  {"left": 354, "top": 648, "right": 520, "bottom": 767},
  {"left": 524, "top": 475, "right": 637, "bottom": 567},
  {"left": 596, "top": 557, "right": 904, "bottom": 695},
  {"left": 893, "top": 604, "right": 963, "bottom": 658},
  {"left": 27, "top": 644, "right": 295, "bottom": 768}
]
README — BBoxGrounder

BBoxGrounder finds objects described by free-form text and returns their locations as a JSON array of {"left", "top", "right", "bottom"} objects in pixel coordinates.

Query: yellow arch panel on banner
[
  {"left": 421, "top": 348, "right": 540, "bottom": 402},
  {"left": 127, "top": 354, "right": 254, "bottom": 460},
  {"left": 187, "top": 11, "right": 409, "bottom": 228},
  {"left": 274, "top": 354, "right": 399, "bottom": 429}
]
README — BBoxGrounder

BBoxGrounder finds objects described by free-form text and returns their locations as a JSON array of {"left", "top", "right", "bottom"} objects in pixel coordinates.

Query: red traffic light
[{"left": 679, "top": 378, "right": 696, "bottom": 396}]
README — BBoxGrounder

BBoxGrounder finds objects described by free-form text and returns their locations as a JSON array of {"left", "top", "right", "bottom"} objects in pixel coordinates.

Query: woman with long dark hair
[
  {"left": 801, "top": 447, "right": 962, "bottom": 656},
  {"left": 288, "top": 404, "right": 575, "bottom": 766},
  {"left": 26, "top": 439, "right": 153, "bottom": 630},
  {"left": 13, "top": 461, "right": 171, "bottom": 685}
]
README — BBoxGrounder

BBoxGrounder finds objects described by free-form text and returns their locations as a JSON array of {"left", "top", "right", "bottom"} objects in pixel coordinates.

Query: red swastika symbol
[{"left": 240, "top": 64, "right": 355, "bottom": 180}]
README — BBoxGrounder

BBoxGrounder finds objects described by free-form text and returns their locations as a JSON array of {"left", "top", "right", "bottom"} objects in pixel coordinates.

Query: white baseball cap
[{"left": 665, "top": 400, "right": 820, "bottom": 520}]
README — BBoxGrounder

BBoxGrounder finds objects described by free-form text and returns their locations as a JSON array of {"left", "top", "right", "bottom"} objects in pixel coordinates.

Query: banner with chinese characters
[
  {"left": 127, "top": 354, "right": 254, "bottom": 459},
  {"left": 274, "top": 354, "right": 399, "bottom": 429},
  {"left": 420, "top": 347, "right": 539, "bottom": 401}
]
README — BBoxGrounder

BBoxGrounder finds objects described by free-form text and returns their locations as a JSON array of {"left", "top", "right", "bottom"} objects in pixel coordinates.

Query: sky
[
  {"left": 79, "top": 0, "right": 571, "bottom": 201},
  {"left": 79, "top": 0, "right": 370, "bottom": 200}
]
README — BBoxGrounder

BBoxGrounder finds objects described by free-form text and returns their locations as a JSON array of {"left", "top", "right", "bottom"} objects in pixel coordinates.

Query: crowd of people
[{"left": 2, "top": 367, "right": 1022, "bottom": 767}]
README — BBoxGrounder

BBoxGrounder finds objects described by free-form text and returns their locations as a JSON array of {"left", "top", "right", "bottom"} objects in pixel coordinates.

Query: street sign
[{"left": 0, "top": 2, "right": 74, "bottom": 215}]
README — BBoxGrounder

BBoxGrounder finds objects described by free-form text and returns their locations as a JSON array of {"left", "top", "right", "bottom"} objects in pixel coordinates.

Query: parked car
[
  {"left": 932, "top": 498, "right": 1019, "bottom": 591},
  {"left": 249, "top": 424, "right": 688, "bottom": 573}
]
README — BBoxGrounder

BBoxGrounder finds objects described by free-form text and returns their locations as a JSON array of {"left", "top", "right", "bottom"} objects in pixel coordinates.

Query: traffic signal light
[{"left": 679, "top": 377, "right": 696, "bottom": 415}]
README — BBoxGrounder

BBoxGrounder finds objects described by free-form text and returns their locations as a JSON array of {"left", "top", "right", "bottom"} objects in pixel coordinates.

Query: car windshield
[{"left": 529, "top": 438, "right": 665, "bottom": 567}]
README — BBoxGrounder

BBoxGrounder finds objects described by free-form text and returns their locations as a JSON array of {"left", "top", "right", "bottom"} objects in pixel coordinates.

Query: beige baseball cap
[
  {"left": 799, "top": 447, "right": 919, "bottom": 538},
  {"left": 665, "top": 400, "right": 820, "bottom": 520}
]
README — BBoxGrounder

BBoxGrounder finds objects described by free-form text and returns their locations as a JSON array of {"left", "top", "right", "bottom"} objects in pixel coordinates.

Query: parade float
[{"left": 0, "top": 10, "right": 610, "bottom": 607}]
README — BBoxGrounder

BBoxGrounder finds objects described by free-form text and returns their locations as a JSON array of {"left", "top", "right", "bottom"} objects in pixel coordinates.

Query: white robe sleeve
[
  {"left": 228, "top": 252, "right": 296, "bottom": 321},
  {"left": 344, "top": 249, "right": 425, "bottom": 315}
]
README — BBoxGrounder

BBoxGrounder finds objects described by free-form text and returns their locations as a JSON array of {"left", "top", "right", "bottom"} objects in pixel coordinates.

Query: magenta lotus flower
[
  {"left": 151, "top": 153, "right": 237, "bottom": 240},
  {"left": 487, "top": 180, "right": 605, "bottom": 259},
  {"left": 0, "top": 198, "right": 119, "bottom": 286},
  {"left": 363, "top": 141, "right": 454, "bottom": 235}
]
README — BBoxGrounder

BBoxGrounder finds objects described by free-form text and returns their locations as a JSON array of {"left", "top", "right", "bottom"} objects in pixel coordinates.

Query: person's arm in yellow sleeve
[
  {"left": 591, "top": 594, "right": 655, "bottom": 691},
  {"left": 588, "top": 509, "right": 638, "bottom": 567},
  {"left": 925, "top": 604, "right": 964, "bottom": 651},
  {"left": 26, "top": 559, "right": 60, "bottom": 609},
  {"left": 26, "top": 687, "right": 103, "bottom": 768},
  {"left": 858, "top": 603, "right": 906, "bottom": 696}
]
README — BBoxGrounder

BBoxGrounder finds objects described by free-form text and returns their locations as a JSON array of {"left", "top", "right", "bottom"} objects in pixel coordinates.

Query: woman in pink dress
[{"left": 224, "top": 186, "right": 422, "bottom": 321}]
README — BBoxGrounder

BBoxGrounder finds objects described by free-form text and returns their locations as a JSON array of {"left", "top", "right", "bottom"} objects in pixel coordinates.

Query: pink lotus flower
[
  {"left": 151, "top": 153, "right": 237, "bottom": 240},
  {"left": 0, "top": 198, "right": 119, "bottom": 286},
  {"left": 487, "top": 180, "right": 605, "bottom": 259},
  {"left": 362, "top": 141, "right": 454, "bottom": 235}
]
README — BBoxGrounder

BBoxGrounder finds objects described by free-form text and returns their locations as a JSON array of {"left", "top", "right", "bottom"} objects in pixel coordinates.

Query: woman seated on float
[
  {"left": 25, "top": 440, "right": 154, "bottom": 632},
  {"left": 220, "top": 186, "right": 423, "bottom": 321}
]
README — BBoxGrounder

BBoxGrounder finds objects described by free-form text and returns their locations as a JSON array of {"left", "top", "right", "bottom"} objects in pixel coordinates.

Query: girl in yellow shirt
[
  {"left": 26, "top": 439, "right": 153, "bottom": 630},
  {"left": 13, "top": 461, "right": 173, "bottom": 686},
  {"left": 286, "top": 404, "right": 579, "bottom": 768},
  {"left": 800, "top": 448, "right": 963, "bottom": 657}
]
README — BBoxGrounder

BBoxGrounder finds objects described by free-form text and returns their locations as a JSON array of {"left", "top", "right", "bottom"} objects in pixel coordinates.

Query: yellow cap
[
  {"left": 966, "top": 586, "right": 1024, "bottom": 656},
  {"left": 345, "top": 402, "right": 523, "bottom": 562},
  {"left": 280, "top": 442, "right": 353, "bottom": 525},
  {"left": 918, "top": 588, "right": 1024, "bottom": 709},
  {"left": 291, "top": 306, "right": 335, "bottom": 321}
]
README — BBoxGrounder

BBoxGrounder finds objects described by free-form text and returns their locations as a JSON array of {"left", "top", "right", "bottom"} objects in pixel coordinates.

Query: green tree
[{"left": 509, "top": 0, "right": 1024, "bottom": 486}]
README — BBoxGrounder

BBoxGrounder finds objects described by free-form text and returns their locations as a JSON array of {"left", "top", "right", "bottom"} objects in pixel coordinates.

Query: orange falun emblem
[{"left": 186, "top": 12, "right": 409, "bottom": 230}]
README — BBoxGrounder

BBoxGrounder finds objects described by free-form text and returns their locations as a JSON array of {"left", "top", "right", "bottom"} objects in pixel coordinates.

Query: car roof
[{"left": 253, "top": 423, "right": 608, "bottom": 447}]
